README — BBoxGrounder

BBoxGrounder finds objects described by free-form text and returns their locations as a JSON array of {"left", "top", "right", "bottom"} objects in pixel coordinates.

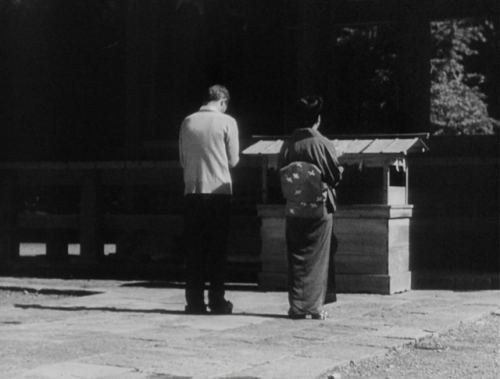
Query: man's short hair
[{"left": 205, "top": 85, "right": 230, "bottom": 104}]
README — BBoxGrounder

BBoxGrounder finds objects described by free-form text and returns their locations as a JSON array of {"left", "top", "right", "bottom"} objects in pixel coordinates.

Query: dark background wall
[
  {"left": 0, "top": 1, "right": 497, "bottom": 278},
  {"left": 0, "top": 0, "right": 498, "bottom": 162}
]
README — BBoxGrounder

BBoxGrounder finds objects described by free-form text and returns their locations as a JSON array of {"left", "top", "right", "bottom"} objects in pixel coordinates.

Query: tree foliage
[{"left": 430, "top": 19, "right": 499, "bottom": 135}]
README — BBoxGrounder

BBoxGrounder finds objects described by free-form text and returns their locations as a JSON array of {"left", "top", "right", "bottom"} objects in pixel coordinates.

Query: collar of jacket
[
  {"left": 199, "top": 105, "right": 220, "bottom": 112},
  {"left": 292, "top": 128, "right": 322, "bottom": 139}
]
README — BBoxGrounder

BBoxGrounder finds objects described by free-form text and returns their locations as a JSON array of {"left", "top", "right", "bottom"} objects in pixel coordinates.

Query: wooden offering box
[{"left": 243, "top": 135, "right": 429, "bottom": 294}]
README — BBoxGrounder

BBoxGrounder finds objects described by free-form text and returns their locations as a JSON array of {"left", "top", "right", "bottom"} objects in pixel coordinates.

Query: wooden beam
[
  {"left": 405, "top": 166, "right": 409, "bottom": 204},
  {"left": 80, "top": 171, "right": 104, "bottom": 260},
  {"left": 0, "top": 172, "right": 19, "bottom": 261},
  {"left": 262, "top": 157, "right": 269, "bottom": 204},
  {"left": 383, "top": 165, "right": 390, "bottom": 204}
]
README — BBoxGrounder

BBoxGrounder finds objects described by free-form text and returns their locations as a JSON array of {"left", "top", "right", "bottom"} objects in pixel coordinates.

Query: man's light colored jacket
[{"left": 179, "top": 106, "right": 239, "bottom": 195}]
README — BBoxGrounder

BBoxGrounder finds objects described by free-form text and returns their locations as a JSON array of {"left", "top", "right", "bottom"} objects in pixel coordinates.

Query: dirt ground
[
  {"left": 0, "top": 289, "right": 72, "bottom": 306},
  {"left": 327, "top": 312, "right": 500, "bottom": 379}
]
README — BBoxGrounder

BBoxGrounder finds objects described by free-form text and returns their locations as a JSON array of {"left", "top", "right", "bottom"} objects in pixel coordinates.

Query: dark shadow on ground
[
  {"left": 120, "top": 281, "right": 277, "bottom": 293},
  {"left": 0, "top": 286, "right": 101, "bottom": 297},
  {"left": 14, "top": 304, "right": 289, "bottom": 319}
]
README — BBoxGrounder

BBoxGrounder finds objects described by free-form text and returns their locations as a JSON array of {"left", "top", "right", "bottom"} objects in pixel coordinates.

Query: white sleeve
[{"left": 226, "top": 120, "right": 240, "bottom": 168}]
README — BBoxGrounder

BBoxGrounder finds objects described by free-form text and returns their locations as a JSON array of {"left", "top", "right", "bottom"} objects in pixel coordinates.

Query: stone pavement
[{"left": 0, "top": 277, "right": 499, "bottom": 379}]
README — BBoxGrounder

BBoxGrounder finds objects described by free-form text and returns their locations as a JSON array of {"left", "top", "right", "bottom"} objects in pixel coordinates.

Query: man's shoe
[
  {"left": 185, "top": 304, "right": 208, "bottom": 315},
  {"left": 311, "top": 310, "right": 328, "bottom": 320},
  {"left": 209, "top": 300, "right": 233, "bottom": 315}
]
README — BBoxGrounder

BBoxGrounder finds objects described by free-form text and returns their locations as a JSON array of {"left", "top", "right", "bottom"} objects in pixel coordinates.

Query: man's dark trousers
[{"left": 183, "top": 194, "right": 231, "bottom": 308}]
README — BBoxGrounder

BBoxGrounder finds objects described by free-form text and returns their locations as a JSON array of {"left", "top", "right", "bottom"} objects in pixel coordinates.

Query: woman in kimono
[{"left": 278, "top": 95, "right": 343, "bottom": 320}]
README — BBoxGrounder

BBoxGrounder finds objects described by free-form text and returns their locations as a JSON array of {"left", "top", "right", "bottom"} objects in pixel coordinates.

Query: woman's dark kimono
[{"left": 278, "top": 128, "right": 342, "bottom": 317}]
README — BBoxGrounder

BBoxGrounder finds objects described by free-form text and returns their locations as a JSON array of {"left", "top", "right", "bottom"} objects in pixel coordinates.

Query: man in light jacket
[{"left": 179, "top": 85, "right": 239, "bottom": 315}]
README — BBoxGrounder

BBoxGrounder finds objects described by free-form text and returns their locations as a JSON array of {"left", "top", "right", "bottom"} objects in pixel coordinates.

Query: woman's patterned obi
[{"left": 280, "top": 161, "right": 327, "bottom": 218}]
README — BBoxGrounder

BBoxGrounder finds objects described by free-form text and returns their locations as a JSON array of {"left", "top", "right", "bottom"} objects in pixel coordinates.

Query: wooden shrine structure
[{"left": 243, "top": 135, "right": 429, "bottom": 294}]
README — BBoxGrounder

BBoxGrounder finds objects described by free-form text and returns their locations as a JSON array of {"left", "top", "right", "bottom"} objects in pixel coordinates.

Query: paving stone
[
  {"left": 174, "top": 314, "right": 271, "bottom": 331},
  {"left": 12, "top": 362, "right": 136, "bottom": 379},
  {"left": 1, "top": 278, "right": 499, "bottom": 379},
  {"left": 226, "top": 356, "right": 347, "bottom": 379}
]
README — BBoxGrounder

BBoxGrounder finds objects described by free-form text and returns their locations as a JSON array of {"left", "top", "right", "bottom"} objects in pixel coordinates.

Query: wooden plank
[
  {"left": 336, "top": 205, "right": 414, "bottom": 219},
  {"left": 362, "top": 139, "right": 395, "bottom": 153},
  {"left": 241, "top": 140, "right": 266, "bottom": 155},
  {"left": 405, "top": 166, "right": 409, "bottom": 204},
  {"left": 334, "top": 217, "right": 388, "bottom": 235},
  {"left": 242, "top": 137, "right": 427, "bottom": 161},
  {"left": 262, "top": 157, "right": 268, "bottom": 203},
  {"left": 382, "top": 165, "right": 390, "bottom": 204},
  {"left": 336, "top": 204, "right": 414, "bottom": 219},
  {"left": 343, "top": 139, "right": 373, "bottom": 154},
  {"left": 18, "top": 214, "right": 79, "bottom": 229},
  {"left": 335, "top": 254, "right": 388, "bottom": 275},
  {"left": 336, "top": 234, "right": 388, "bottom": 256},
  {"left": 334, "top": 219, "right": 390, "bottom": 258},
  {"left": 381, "top": 139, "right": 416, "bottom": 153},
  {"left": 331, "top": 139, "right": 351, "bottom": 156},
  {"left": 405, "top": 139, "right": 429, "bottom": 153},
  {"left": 242, "top": 140, "right": 277, "bottom": 155},
  {"left": 261, "top": 140, "right": 283, "bottom": 154},
  {"left": 361, "top": 139, "right": 393, "bottom": 154},
  {"left": 335, "top": 205, "right": 393, "bottom": 219},
  {"left": 339, "top": 154, "right": 406, "bottom": 167}
]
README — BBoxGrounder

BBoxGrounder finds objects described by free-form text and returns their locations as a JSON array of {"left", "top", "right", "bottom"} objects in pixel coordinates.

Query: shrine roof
[{"left": 242, "top": 135, "right": 429, "bottom": 167}]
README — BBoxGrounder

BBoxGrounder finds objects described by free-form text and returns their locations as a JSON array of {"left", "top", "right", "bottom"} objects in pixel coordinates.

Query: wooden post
[
  {"left": 405, "top": 166, "right": 409, "bottom": 204},
  {"left": 80, "top": 171, "right": 103, "bottom": 260},
  {"left": 262, "top": 157, "right": 268, "bottom": 204},
  {"left": 383, "top": 165, "right": 390, "bottom": 204},
  {"left": 46, "top": 187, "right": 69, "bottom": 261},
  {"left": 0, "top": 171, "right": 19, "bottom": 261}
]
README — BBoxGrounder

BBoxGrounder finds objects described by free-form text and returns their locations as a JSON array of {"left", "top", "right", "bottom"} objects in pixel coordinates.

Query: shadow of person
[{"left": 14, "top": 304, "right": 288, "bottom": 318}]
